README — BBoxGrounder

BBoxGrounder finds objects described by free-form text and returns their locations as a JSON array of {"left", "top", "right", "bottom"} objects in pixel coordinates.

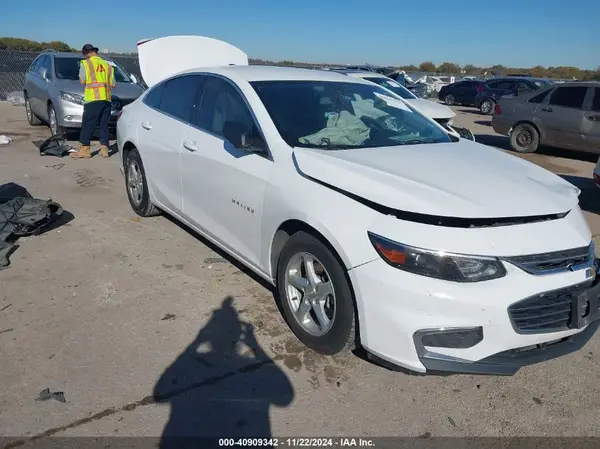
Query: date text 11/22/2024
[{"left": 218, "top": 438, "right": 376, "bottom": 447}]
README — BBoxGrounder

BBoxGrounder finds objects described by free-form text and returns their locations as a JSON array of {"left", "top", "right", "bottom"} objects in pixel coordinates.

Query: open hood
[
  {"left": 293, "top": 140, "right": 580, "bottom": 221},
  {"left": 137, "top": 35, "right": 248, "bottom": 87}
]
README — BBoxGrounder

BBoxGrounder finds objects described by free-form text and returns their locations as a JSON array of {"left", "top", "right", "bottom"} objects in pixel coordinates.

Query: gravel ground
[{"left": 0, "top": 101, "right": 599, "bottom": 445}]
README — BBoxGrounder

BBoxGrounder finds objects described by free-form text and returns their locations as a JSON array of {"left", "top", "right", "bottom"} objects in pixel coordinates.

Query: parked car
[
  {"left": 594, "top": 156, "right": 600, "bottom": 187},
  {"left": 492, "top": 82, "right": 600, "bottom": 153},
  {"left": 475, "top": 77, "right": 552, "bottom": 115},
  {"left": 438, "top": 80, "right": 481, "bottom": 106},
  {"left": 23, "top": 50, "right": 144, "bottom": 135},
  {"left": 492, "top": 81, "right": 600, "bottom": 153},
  {"left": 118, "top": 35, "right": 599, "bottom": 375},
  {"left": 334, "top": 69, "right": 475, "bottom": 140}
]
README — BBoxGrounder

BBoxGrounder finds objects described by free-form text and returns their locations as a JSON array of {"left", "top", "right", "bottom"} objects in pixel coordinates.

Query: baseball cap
[{"left": 81, "top": 44, "right": 99, "bottom": 54}]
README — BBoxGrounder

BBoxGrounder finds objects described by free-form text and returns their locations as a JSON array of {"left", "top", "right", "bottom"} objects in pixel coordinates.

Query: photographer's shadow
[{"left": 154, "top": 296, "right": 294, "bottom": 448}]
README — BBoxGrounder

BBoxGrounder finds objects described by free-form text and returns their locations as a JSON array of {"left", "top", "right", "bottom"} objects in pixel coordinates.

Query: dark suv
[{"left": 474, "top": 77, "right": 552, "bottom": 115}]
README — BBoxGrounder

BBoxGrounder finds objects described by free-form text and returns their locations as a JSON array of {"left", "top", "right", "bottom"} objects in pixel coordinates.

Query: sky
[{"left": 3, "top": 0, "right": 599, "bottom": 69}]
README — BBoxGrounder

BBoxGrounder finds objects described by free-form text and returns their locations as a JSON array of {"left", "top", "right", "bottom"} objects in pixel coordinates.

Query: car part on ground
[
  {"left": 0, "top": 182, "right": 64, "bottom": 269},
  {"left": 492, "top": 82, "right": 600, "bottom": 154},
  {"left": 33, "top": 134, "right": 76, "bottom": 157},
  {"left": 118, "top": 35, "right": 599, "bottom": 375}
]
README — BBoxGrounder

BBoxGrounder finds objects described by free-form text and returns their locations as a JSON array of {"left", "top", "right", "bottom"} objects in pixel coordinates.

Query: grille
[
  {"left": 508, "top": 282, "right": 590, "bottom": 333},
  {"left": 504, "top": 243, "right": 594, "bottom": 275}
]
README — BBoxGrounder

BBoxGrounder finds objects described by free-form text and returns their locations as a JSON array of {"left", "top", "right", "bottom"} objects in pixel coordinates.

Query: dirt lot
[{"left": 1, "top": 101, "right": 600, "bottom": 443}]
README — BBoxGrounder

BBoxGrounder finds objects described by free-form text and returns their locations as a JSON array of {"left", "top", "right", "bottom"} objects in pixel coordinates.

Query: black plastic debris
[
  {"left": 0, "top": 182, "right": 63, "bottom": 269},
  {"left": 36, "top": 388, "right": 66, "bottom": 403},
  {"left": 33, "top": 134, "right": 74, "bottom": 157}
]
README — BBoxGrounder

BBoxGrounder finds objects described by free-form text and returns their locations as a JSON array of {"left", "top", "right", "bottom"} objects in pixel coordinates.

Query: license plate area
[{"left": 571, "top": 282, "right": 600, "bottom": 329}]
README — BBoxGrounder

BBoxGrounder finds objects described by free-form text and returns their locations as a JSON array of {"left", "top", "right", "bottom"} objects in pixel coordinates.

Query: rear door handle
[
  {"left": 141, "top": 121, "right": 152, "bottom": 130},
  {"left": 542, "top": 107, "right": 553, "bottom": 112},
  {"left": 183, "top": 140, "right": 198, "bottom": 152}
]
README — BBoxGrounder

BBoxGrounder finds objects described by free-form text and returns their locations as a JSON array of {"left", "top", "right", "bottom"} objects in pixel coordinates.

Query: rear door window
[
  {"left": 493, "top": 81, "right": 515, "bottom": 90},
  {"left": 529, "top": 89, "right": 551, "bottom": 104},
  {"left": 158, "top": 75, "right": 207, "bottom": 123},
  {"left": 549, "top": 86, "right": 588, "bottom": 109}
]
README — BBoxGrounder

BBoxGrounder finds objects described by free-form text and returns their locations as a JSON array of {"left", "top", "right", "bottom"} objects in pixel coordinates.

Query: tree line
[{"left": 2, "top": 37, "right": 598, "bottom": 81}]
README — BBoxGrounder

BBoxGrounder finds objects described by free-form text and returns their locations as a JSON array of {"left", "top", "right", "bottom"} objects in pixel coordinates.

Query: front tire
[
  {"left": 48, "top": 104, "right": 66, "bottom": 135},
  {"left": 276, "top": 231, "right": 356, "bottom": 355},
  {"left": 479, "top": 99, "right": 494, "bottom": 115},
  {"left": 25, "top": 94, "right": 43, "bottom": 126},
  {"left": 124, "top": 148, "right": 161, "bottom": 217},
  {"left": 509, "top": 123, "right": 540, "bottom": 153}
]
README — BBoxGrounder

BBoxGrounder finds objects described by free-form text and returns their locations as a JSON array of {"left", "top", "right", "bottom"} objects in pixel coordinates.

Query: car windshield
[
  {"left": 54, "top": 57, "right": 132, "bottom": 82},
  {"left": 363, "top": 77, "right": 417, "bottom": 99},
  {"left": 251, "top": 80, "right": 451, "bottom": 150}
]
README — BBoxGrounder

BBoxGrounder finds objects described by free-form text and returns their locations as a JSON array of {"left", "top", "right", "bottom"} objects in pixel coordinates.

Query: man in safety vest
[{"left": 71, "top": 44, "right": 116, "bottom": 159}]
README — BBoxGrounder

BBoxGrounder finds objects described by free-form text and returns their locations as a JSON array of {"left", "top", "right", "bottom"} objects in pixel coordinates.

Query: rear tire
[
  {"left": 444, "top": 94, "right": 455, "bottom": 106},
  {"left": 25, "top": 94, "right": 43, "bottom": 126},
  {"left": 276, "top": 231, "right": 356, "bottom": 355},
  {"left": 509, "top": 123, "right": 540, "bottom": 154},
  {"left": 479, "top": 99, "right": 494, "bottom": 115},
  {"left": 124, "top": 148, "right": 161, "bottom": 217}
]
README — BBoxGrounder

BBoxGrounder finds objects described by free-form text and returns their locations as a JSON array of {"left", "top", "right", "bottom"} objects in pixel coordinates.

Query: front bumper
[
  {"left": 55, "top": 99, "right": 121, "bottom": 129},
  {"left": 349, "top": 256, "right": 600, "bottom": 375}
]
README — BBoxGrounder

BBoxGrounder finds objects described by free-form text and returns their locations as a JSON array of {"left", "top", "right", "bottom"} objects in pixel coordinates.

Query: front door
[
  {"left": 541, "top": 85, "right": 588, "bottom": 149},
  {"left": 581, "top": 87, "right": 600, "bottom": 152},
  {"left": 181, "top": 76, "right": 271, "bottom": 267}
]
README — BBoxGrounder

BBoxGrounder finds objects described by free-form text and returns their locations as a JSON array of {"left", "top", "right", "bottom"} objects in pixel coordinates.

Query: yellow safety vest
[{"left": 82, "top": 56, "right": 114, "bottom": 103}]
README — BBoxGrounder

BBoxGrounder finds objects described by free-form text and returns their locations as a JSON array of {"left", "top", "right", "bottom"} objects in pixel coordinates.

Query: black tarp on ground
[{"left": 0, "top": 182, "right": 63, "bottom": 269}]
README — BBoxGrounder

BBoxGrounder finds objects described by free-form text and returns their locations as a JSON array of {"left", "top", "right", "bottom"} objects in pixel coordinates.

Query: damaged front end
[{"left": 0, "top": 183, "right": 64, "bottom": 269}]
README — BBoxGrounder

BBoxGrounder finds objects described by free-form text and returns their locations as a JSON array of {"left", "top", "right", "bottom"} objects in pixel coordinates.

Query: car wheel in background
[
  {"left": 25, "top": 94, "right": 43, "bottom": 126},
  {"left": 480, "top": 99, "right": 494, "bottom": 115},
  {"left": 509, "top": 123, "right": 540, "bottom": 153},
  {"left": 47, "top": 104, "right": 65, "bottom": 136},
  {"left": 444, "top": 94, "right": 455, "bottom": 106},
  {"left": 276, "top": 231, "right": 356, "bottom": 355},
  {"left": 124, "top": 148, "right": 161, "bottom": 217}
]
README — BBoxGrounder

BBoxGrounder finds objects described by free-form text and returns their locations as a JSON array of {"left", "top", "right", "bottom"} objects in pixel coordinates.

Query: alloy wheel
[
  {"left": 284, "top": 252, "right": 336, "bottom": 336},
  {"left": 127, "top": 160, "right": 144, "bottom": 206},
  {"left": 49, "top": 108, "right": 58, "bottom": 135}
]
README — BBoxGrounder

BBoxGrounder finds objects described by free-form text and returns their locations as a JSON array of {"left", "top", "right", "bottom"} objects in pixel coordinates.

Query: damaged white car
[{"left": 117, "top": 36, "right": 600, "bottom": 375}]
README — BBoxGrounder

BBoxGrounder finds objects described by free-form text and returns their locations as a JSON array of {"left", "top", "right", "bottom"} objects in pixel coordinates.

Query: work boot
[
  {"left": 98, "top": 145, "right": 110, "bottom": 158},
  {"left": 70, "top": 145, "right": 92, "bottom": 159}
]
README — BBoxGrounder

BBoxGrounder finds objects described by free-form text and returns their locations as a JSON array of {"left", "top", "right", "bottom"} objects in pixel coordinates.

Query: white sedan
[{"left": 117, "top": 36, "right": 600, "bottom": 375}]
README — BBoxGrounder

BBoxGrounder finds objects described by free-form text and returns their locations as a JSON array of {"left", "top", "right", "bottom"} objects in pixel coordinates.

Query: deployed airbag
[{"left": 0, "top": 183, "right": 63, "bottom": 269}]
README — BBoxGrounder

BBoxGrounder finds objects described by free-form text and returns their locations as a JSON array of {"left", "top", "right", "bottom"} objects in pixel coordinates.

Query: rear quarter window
[
  {"left": 528, "top": 89, "right": 551, "bottom": 104},
  {"left": 143, "top": 82, "right": 166, "bottom": 109}
]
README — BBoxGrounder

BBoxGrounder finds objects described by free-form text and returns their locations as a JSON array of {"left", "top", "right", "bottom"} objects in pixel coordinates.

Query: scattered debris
[
  {"left": 36, "top": 388, "right": 66, "bottom": 403},
  {"left": 161, "top": 313, "right": 176, "bottom": 321},
  {"left": 6, "top": 91, "right": 25, "bottom": 107},
  {"left": 203, "top": 257, "right": 227, "bottom": 264},
  {"left": 0, "top": 303, "right": 12, "bottom": 312},
  {"left": 448, "top": 416, "right": 457, "bottom": 427},
  {"left": 532, "top": 397, "right": 543, "bottom": 405},
  {"left": 0, "top": 135, "right": 12, "bottom": 145},
  {"left": 418, "top": 432, "right": 432, "bottom": 439},
  {"left": 45, "top": 163, "right": 65, "bottom": 170},
  {"left": 0, "top": 182, "right": 64, "bottom": 270},
  {"left": 0, "top": 328, "right": 14, "bottom": 335},
  {"left": 33, "top": 134, "right": 74, "bottom": 157}
]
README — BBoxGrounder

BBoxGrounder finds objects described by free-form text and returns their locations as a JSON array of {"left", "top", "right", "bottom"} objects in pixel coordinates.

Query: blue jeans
[{"left": 79, "top": 100, "right": 111, "bottom": 146}]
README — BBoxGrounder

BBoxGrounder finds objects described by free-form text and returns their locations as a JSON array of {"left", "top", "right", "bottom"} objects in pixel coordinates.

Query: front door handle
[
  {"left": 183, "top": 140, "right": 198, "bottom": 152},
  {"left": 141, "top": 121, "right": 152, "bottom": 130},
  {"left": 541, "top": 107, "right": 553, "bottom": 112}
]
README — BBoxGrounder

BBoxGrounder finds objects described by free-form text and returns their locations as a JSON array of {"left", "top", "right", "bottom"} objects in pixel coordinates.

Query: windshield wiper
[{"left": 395, "top": 138, "right": 441, "bottom": 145}]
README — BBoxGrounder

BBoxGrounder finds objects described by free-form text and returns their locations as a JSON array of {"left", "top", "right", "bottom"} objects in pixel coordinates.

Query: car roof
[
  {"left": 42, "top": 51, "right": 115, "bottom": 62},
  {"left": 331, "top": 69, "right": 388, "bottom": 78},
  {"left": 177, "top": 65, "right": 367, "bottom": 83}
]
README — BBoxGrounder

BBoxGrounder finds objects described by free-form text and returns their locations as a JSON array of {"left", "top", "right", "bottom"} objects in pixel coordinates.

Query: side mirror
[
  {"left": 222, "top": 121, "right": 265, "bottom": 152},
  {"left": 130, "top": 73, "right": 138, "bottom": 84}
]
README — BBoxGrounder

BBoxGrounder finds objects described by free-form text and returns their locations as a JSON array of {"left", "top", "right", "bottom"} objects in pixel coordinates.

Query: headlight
[
  {"left": 60, "top": 91, "right": 84, "bottom": 105},
  {"left": 368, "top": 232, "right": 506, "bottom": 282}
]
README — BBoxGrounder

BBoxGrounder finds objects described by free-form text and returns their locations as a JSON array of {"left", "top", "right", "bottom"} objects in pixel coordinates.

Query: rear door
[
  {"left": 581, "top": 87, "right": 600, "bottom": 152},
  {"left": 541, "top": 85, "right": 588, "bottom": 149},
  {"left": 28, "top": 55, "right": 48, "bottom": 116},
  {"left": 456, "top": 81, "right": 477, "bottom": 104},
  {"left": 489, "top": 80, "right": 516, "bottom": 99},
  {"left": 135, "top": 74, "right": 205, "bottom": 213}
]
